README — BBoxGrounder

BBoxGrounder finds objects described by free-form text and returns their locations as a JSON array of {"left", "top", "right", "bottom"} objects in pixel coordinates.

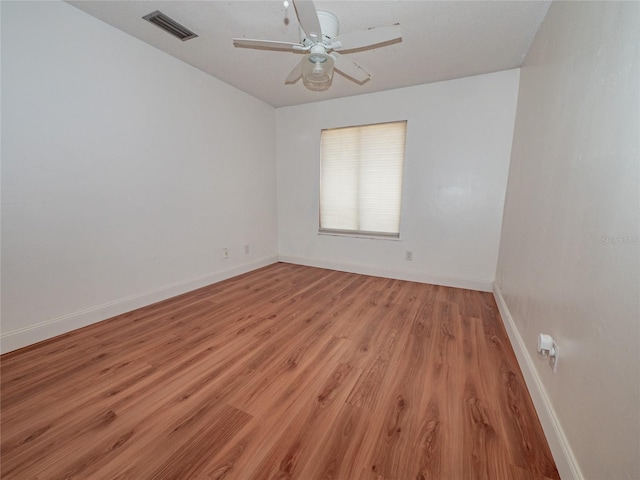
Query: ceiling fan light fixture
[{"left": 302, "top": 48, "right": 334, "bottom": 91}]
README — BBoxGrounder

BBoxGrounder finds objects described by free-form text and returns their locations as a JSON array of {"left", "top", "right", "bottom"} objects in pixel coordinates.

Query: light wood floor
[{"left": 1, "top": 263, "right": 559, "bottom": 480}]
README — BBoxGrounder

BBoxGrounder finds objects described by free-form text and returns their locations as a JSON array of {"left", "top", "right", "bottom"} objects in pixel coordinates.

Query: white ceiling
[{"left": 67, "top": 0, "right": 551, "bottom": 108}]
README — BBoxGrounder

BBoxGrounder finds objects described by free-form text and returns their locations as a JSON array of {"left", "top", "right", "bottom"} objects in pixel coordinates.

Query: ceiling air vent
[{"left": 142, "top": 11, "right": 198, "bottom": 41}]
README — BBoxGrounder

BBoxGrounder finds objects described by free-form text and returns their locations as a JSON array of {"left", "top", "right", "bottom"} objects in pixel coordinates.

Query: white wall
[
  {"left": 1, "top": 1, "right": 278, "bottom": 353},
  {"left": 276, "top": 70, "right": 519, "bottom": 291},
  {"left": 495, "top": 2, "right": 639, "bottom": 479}
]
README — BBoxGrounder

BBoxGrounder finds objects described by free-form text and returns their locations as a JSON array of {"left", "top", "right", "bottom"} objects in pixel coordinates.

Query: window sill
[{"left": 318, "top": 230, "right": 401, "bottom": 241}]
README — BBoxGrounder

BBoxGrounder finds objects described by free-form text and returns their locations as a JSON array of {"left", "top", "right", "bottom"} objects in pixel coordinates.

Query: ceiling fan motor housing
[{"left": 299, "top": 11, "right": 339, "bottom": 46}]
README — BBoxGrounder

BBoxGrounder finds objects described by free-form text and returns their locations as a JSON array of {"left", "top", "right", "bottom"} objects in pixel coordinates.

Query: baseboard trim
[
  {"left": 278, "top": 255, "right": 493, "bottom": 292},
  {"left": 0, "top": 255, "right": 279, "bottom": 354},
  {"left": 492, "top": 285, "right": 583, "bottom": 480}
]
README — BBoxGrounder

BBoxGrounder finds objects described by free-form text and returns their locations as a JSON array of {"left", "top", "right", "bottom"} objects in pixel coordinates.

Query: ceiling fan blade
[
  {"left": 293, "top": 0, "right": 322, "bottom": 43},
  {"left": 331, "top": 24, "right": 402, "bottom": 51},
  {"left": 285, "top": 59, "right": 303, "bottom": 84},
  {"left": 233, "top": 38, "right": 303, "bottom": 51},
  {"left": 332, "top": 52, "right": 370, "bottom": 84}
]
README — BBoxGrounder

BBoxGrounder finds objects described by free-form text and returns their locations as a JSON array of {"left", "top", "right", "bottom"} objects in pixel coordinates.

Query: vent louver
[{"left": 142, "top": 11, "right": 198, "bottom": 41}]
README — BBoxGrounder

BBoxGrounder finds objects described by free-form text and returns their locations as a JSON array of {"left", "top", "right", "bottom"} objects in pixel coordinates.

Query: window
[{"left": 319, "top": 121, "right": 407, "bottom": 238}]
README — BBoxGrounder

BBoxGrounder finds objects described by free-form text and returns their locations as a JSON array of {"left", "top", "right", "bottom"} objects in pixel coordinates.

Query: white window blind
[{"left": 320, "top": 121, "right": 407, "bottom": 237}]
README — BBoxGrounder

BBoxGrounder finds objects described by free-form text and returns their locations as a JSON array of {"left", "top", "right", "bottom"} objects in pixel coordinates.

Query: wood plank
[
  {"left": 296, "top": 402, "right": 370, "bottom": 480},
  {"left": 248, "top": 362, "right": 362, "bottom": 480}
]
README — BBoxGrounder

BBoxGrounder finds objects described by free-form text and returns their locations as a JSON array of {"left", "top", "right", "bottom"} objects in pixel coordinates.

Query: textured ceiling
[{"left": 67, "top": 1, "right": 550, "bottom": 108}]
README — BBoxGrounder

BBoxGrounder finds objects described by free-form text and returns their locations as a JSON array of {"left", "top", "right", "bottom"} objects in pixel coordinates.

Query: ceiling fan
[{"left": 232, "top": 0, "right": 402, "bottom": 92}]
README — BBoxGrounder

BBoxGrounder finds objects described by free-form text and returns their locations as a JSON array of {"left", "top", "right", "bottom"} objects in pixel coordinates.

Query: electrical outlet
[
  {"left": 405, "top": 251, "right": 413, "bottom": 261},
  {"left": 538, "top": 334, "right": 559, "bottom": 372},
  {"left": 222, "top": 248, "right": 229, "bottom": 259},
  {"left": 244, "top": 244, "right": 250, "bottom": 254}
]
